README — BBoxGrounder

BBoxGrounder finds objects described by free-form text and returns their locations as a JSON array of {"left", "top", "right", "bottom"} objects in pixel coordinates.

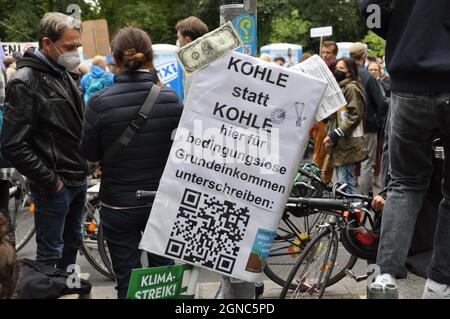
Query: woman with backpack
[{"left": 79, "top": 27, "right": 183, "bottom": 299}]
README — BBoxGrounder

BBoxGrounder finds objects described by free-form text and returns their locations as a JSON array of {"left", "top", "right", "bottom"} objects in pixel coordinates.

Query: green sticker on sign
[{"left": 127, "top": 264, "right": 194, "bottom": 299}]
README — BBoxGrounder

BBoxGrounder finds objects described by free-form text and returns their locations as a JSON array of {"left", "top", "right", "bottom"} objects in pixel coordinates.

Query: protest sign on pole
[
  {"left": 140, "top": 51, "right": 327, "bottom": 282},
  {"left": 310, "top": 26, "right": 333, "bottom": 56},
  {"left": 81, "top": 20, "right": 110, "bottom": 59},
  {"left": 310, "top": 26, "right": 333, "bottom": 38},
  {"left": 292, "top": 55, "right": 347, "bottom": 121}
]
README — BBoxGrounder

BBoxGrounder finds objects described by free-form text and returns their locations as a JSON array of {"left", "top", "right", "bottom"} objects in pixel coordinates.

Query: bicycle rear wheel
[
  {"left": 97, "top": 222, "right": 115, "bottom": 278},
  {"left": 280, "top": 226, "right": 339, "bottom": 299},
  {"left": 80, "top": 200, "right": 115, "bottom": 280}
]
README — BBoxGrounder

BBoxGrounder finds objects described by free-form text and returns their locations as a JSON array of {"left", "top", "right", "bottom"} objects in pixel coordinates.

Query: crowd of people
[
  {"left": 1, "top": 0, "right": 449, "bottom": 300},
  {"left": 0, "top": 12, "right": 209, "bottom": 300}
]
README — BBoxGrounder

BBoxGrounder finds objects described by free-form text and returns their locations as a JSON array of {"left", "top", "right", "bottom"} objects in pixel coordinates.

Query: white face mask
[{"left": 50, "top": 40, "right": 81, "bottom": 72}]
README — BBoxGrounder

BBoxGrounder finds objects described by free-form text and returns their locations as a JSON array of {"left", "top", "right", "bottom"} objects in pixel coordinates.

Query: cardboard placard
[{"left": 81, "top": 19, "right": 110, "bottom": 59}]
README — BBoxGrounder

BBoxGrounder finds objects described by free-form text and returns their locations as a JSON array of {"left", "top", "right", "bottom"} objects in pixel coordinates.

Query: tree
[
  {"left": 269, "top": 10, "right": 310, "bottom": 44},
  {"left": 363, "top": 31, "right": 386, "bottom": 57},
  {"left": 1, "top": 0, "right": 369, "bottom": 54},
  {"left": 257, "top": 0, "right": 293, "bottom": 48},
  {"left": 0, "top": 0, "right": 97, "bottom": 42},
  {"left": 257, "top": 0, "right": 367, "bottom": 52}
]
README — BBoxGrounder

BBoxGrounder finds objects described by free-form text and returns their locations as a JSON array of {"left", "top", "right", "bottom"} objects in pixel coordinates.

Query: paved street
[
  {"left": 18, "top": 236, "right": 426, "bottom": 299},
  {"left": 14, "top": 172, "right": 427, "bottom": 300}
]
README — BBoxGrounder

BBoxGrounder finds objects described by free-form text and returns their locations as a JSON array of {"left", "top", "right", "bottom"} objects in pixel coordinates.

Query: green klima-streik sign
[{"left": 127, "top": 264, "right": 194, "bottom": 299}]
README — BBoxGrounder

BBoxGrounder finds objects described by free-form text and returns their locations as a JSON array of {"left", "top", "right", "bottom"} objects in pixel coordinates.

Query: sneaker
[
  {"left": 368, "top": 274, "right": 399, "bottom": 299},
  {"left": 423, "top": 280, "right": 450, "bottom": 299}
]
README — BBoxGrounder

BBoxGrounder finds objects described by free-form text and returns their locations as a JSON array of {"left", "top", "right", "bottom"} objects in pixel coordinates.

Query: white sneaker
[
  {"left": 423, "top": 280, "right": 450, "bottom": 299},
  {"left": 374, "top": 273, "right": 397, "bottom": 287},
  {"left": 368, "top": 274, "right": 398, "bottom": 299}
]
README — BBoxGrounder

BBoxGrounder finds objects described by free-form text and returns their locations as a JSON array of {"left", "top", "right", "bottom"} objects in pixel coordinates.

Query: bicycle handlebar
[
  {"left": 333, "top": 186, "right": 372, "bottom": 203},
  {"left": 287, "top": 197, "right": 350, "bottom": 211},
  {"left": 297, "top": 168, "right": 328, "bottom": 187}
]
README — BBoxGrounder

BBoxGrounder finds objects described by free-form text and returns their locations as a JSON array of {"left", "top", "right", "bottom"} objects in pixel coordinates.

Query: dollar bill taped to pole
[{"left": 176, "top": 21, "right": 243, "bottom": 74}]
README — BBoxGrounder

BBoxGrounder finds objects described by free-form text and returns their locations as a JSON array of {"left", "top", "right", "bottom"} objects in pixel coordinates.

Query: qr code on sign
[{"left": 165, "top": 189, "right": 250, "bottom": 274}]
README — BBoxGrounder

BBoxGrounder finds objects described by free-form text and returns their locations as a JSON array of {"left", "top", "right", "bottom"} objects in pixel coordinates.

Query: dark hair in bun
[{"left": 112, "top": 27, "right": 153, "bottom": 71}]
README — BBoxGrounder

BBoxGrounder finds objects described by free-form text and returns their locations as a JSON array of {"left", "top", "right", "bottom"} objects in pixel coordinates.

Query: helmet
[{"left": 340, "top": 209, "right": 382, "bottom": 261}]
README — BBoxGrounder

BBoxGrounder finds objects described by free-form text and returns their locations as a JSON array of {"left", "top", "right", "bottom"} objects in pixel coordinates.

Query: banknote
[{"left": 176, "top": 21, "right": 243, "bottom": 74}]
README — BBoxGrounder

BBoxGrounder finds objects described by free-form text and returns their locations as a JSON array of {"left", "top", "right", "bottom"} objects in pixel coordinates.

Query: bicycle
[
  {"left": 80, "top": 181, "right": 115, "bottom": 280},
  {"left": 279, "top": 188, "right": 380, "bottom": 299},
  {"left": 264, "top": 165, "right": 358, "bottom": 290},
  {"left": 85, "top": 188, "right": 159, "bottom": 281},
  {"left": 8, "top": 172, "right": 36, "bottom": 252}
]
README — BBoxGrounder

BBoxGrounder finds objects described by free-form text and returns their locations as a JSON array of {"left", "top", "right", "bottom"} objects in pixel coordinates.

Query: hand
[
  {"left": 323, "top": 136, "right": 334, "bottom": 146},
  {"left": 55, "top": 180, "right": 65, "bottom": 193},
  {"left": 372, "top": 195, "right": 385, "bottom": 211}
]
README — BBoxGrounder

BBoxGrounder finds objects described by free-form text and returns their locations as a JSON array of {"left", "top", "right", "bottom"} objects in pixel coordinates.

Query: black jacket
[
  {"left": 360, "top": 0, "right": 450, "bottom": 92},
  {"left": 1, "top": 49, "right": 88, "bottom": 192},
  {"left": 358, "top": 66, "right": 388, "bottom": 134},
  {"left": 15, "top": 259, "right": 92, "bottom": 299},
  {"left": 80, "top": 71, "right": 183, "bottom": 207}
]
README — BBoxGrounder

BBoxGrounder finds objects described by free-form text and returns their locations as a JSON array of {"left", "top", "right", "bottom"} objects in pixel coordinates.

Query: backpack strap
[{"left": 102, "top": 84, "right": 161, "bottom": 162}]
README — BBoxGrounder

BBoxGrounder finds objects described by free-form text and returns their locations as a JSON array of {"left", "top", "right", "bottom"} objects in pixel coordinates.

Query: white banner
[
  {"left": 1, "top": 42, "right": 38, "bottom": 57},
  {"left": 140, "top": 51, "right": 327, "bottom": 282},
  {"left": 310, "top": 26, "right": 333, "bottom": 38}
]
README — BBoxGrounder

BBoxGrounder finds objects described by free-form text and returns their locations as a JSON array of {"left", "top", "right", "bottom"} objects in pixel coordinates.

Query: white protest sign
[
  {"left": 1, "top": 42, "right": 38, "bottom": 57},
  {"left": 140, "top": 51, "right": 327, "bottom": 282},
  {"left": 310, "top": 26, "right": 333, "bottom": 38},
  {"left": 292, "top": 55, "right": 347, "bottom": 121}
]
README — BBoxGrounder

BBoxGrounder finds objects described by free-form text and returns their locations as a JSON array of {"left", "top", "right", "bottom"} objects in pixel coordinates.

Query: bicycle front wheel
[
  {"left": 10, "top": 189, "right": 36, "bottom": 252},
  {"left": 280, "top": 226, "right": 339, "bottom": 299},
  {"left": 265, "top": 210, "right": 327, "bottom": 289}
]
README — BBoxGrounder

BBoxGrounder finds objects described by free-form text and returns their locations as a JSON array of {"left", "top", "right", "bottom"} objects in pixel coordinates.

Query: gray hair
[{"left": 38, "top": 12, "right": 81, "bottom": 49}]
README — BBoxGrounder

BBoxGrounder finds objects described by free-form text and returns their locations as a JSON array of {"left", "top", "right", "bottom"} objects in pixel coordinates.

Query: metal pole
[
  {"left": 220, "top": 0, "right": 257, "bottom": 56},
  {"left": 319, "top": 36, "right": 324, "bottom": 57}
]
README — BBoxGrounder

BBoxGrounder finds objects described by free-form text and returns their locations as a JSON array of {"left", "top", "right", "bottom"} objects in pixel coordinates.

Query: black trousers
[
  {"left": 0, "top": 179, "right": 10, "bottom": 212},
  {"left": 100, "top": 205, "right": 174, "bottom": 299}
]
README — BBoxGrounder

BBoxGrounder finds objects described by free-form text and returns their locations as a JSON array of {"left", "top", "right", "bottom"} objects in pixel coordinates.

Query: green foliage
[
  {"left": 109, "top": 1, "right": 172, "bottom": 43},
  {"left": 363, "top": 31, "right": 386, "bottom": 57},
  {"left": 259, "top": 0, "right": 367, "bottom": 51},
  {"left": 0, "top": 0, "right": 97, "bottom": 42},
  {"left": 269, "top": 10, "right": 310, "bottom": 44},
  {"left": 0, "top": 0, "right": 372, "bottom": 54}
]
